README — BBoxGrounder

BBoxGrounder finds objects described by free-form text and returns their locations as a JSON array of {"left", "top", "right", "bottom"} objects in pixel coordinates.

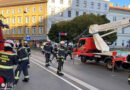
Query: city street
[{"left": 15, "top": 50, "right": 130, "bottom": 90}]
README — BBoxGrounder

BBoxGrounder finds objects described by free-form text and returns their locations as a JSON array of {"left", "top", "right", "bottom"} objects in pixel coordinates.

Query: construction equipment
[{"left": 73, "top": 18, "right": 130, "bottom": 70}]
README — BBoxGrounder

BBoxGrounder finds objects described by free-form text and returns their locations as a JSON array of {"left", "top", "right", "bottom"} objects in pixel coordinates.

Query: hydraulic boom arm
[{"left": 89, "top": 18, "right": 130, "bottom": 52}]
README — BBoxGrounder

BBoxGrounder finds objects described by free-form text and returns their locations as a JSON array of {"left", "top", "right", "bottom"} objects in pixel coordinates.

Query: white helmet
[
  {"left": 60, "top": 41, "right": 65, "bottom": 44},
  {"left": 4, "top": 40, "right": 14, "bottom": 48},
  {"left": 24, "top": 41, "right": 28, "bottom": 44}
]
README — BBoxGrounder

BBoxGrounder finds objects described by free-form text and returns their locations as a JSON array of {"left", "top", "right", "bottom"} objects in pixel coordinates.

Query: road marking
[
  {"left": 31, "top": 60, "right": 82, "bottom": 90},
  {"left": 31, "top": 57, "right": 99, "bottom": 90}
]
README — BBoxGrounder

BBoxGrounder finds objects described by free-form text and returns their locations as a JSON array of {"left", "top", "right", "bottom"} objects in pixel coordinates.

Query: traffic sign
[{"left": 26, "top": 36, "right": 30, "bottom": 41}]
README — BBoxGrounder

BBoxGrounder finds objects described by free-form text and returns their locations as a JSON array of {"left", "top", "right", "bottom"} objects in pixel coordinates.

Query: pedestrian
[
  {"left": 24, "top": 41, "right": 31, "bottom": 68},
  {"left": 14, "top": 43, "right": 29, "bottom": 85},
  {"left": 44, "top": 41, "right": 52, "bottom": 67},
  {"left": 57, "top": 41, "right": 66, "bottom": 76},
  {"left": 51, "top": 44, "right": 58, "bottom": 61},
  {"left": 66, "top": 45, "right": 73, "bottom": 60},
  {"left": 0, "top": 40, "right": 18, "bottom": 88}
]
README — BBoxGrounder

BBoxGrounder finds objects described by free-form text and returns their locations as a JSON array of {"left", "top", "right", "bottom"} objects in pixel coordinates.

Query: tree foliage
[{"left": 48, "top": 14, "right": 117, "bottom": 44}]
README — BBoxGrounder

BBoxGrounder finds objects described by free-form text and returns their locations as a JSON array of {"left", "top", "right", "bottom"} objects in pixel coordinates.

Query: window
[
  {"left": 123, "top": 17, "right": 125, "bottom": 19},
  {"left": 33, "top": 7, "right": 36, "bottom": 12},
  {"left": 26, "top": 8, "right": 29, "bottom": 13},
  {"left": 83, "top": 0, "right": 87, "bottom": 8},
  {"left": 76, "top": 11, "right": 79, "bottom": 16},
  {"left": 51, "top": 8, "right": 55, "bottom": 15},
  {"left": 98, "top": 3, "right": 101, "bottom": 9},
  {"left": 7, "top": 10, "right": 10, "bottom": 14},
  {"left": 68, "top": 0, "right": 72, "bottom": 5},
  {"left": 12, "top": 28, "right": 16, "bottom": 34},
  {"left": 60, "top": 0, "right": 63, "bottom": 4},
  {"left": 32, "top": 27, "right": 36, "bottom": 35},
  {"left": 122, "top": 40, "right": 124, "bottom": 46},
  {"left": 122, "top": 28, "right": 125, "bottom": 34},
  {"left": 12, "top": 17, "right": 16, "bottom": 24},
  {"left": 59, "top": 12, "right": 63, "bottom": 17},
  {"left": 78, "top": 40, "right": 86, "bottom": 47},
  {"left": 105, "top": 4, "right": 107, "bottom": 10},
  {"left": 18, "top": 8, "right": 21, "bottom": 13},
  {"left": 7, "top": 18, "right": 10, "bottom": 24},
  {"left": 91, "top": 2, "right": 94, "bottom": 9},
  {"left": 68, "top": 10, "right": 71, "bottom": 17},
  {"left": 113, "top": 16, "right": 116, "bottom": 21},
  {"left": 76, "top": 0, "right": 79, "bottom": 7},
  {"left": 39, "top": 16, "right": 43, "bottom": 23},
  {"left": 39, "top": 27, "right": 43, "bottom": 34},
  {"left": 12, "top": 9, "right": 15, "bottom": 14},
  {"left": 18, "top": 27, "right": 22, "bottom": 34},
  {"left": 1, "top": 18, "right": 4, "bottom": 23},
  {"left": 18, "top": 17, "right": 22, "bottom": 24},
  {"left": 83, "top": 12, "right": 86, "bottom": 15},
  {"left": 2, "top": 10, "right": 5, "bottom": 14},
  {"left": 39, "top": 6, "right": 43, "bottom": 12},
  {"left": 32, "top": 16, "right": 36, "bottom": 23},
  {"left": 52, "top": 0, "right": 55, "bottom": 3},
  {"left": 26, "top": 27, "right": 30, "bottom": 34},
  {"left": 26, "top": 16, "right": 29, "bottom": 23},
  {"left": 7, "top": 29, "right": 10, "bottom": 35}
]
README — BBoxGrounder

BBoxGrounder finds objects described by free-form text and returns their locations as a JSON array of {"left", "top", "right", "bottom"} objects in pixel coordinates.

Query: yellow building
[{"left": 0, "top": 0, "right": 48, "bottom": 46}]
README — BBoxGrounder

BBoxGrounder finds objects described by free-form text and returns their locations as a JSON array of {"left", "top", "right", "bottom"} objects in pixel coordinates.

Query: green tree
[{"left": 48, "top": 14, "right": 117, "bottom": 44}]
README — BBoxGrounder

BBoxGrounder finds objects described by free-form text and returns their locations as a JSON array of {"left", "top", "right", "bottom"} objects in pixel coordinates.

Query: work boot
[
  {"left": 57, "top": 71, "right": 64, "bottom": 76},
  {"left": 45, "top": 64, "right": 50, "bottom": 67},
  {"left": 22, "top": 79, "right": 29, "bottom": 82}
]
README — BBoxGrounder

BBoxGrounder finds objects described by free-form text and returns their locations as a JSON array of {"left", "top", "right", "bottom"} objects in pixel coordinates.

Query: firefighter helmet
[
  {"left": 4, "top": 40, "right": 14, "bottom": 48},
  {"left": 60, "top": 41, "right": 65, "bottom": 44}
]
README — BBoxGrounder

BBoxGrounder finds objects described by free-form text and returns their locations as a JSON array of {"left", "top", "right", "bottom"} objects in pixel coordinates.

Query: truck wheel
[
  {"left": 106, "top": 60, "right": 113, "bottom": 70},
  {"left": 81, "top": 56, "right": 86, "bottom": 63}
]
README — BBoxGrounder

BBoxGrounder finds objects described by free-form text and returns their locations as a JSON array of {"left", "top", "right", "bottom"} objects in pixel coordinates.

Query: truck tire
[
  {"left": 106, "top": 60, "right": 113, "bottom": 70},
  {"left": 81, "top": 56, "right": 86, "bottom": 63}
]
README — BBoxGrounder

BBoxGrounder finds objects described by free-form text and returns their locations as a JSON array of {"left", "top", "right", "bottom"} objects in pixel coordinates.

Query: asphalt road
[{"left": 15, "top": 50, "right": 130, "bottom": 90}]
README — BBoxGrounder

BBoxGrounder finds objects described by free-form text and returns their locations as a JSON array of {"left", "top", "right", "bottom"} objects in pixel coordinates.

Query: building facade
[
  {"left": 47, "top": 0, "right": 110, "bottom": 35},
  {"left": 0, "top": 0, "right": 47, "bottom": 46},
  {"left": 107, "top": 3, "right": 130, "bottom": 48}
]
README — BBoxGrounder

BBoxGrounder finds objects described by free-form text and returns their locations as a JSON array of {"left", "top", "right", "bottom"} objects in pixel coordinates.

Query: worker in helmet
[
  {"left": 24, "top": 41, "right": 31, "bottom": 68},
  {"left": 44, "top": 40, "right": 52, "bottom": 67},
  {"left": 57, "top": 41, "right": 66, "bottom": 76},
  {"left": 0, "top": 40, "right": 18, "bottom": 88},
  {"left": 66, "top": 44, "right": 73, "bottom": 60},
  {"left": 14, "top": 43, "right": 29, "bottom": 85},
  {"left": 51, "top": 44, "right": 58, "bottom": 61}
]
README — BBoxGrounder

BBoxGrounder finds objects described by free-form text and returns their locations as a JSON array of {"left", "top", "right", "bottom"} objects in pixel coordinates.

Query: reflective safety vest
[{"left": 0, "top": 50, "right": 18, "bottom": 70}]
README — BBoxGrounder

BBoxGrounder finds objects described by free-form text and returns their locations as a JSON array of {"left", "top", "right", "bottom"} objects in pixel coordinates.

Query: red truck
[{"left": 73, "top": 18, "right": 130, "bottom": 70}]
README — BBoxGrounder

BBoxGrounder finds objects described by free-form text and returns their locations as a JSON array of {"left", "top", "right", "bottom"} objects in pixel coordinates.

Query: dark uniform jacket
[
  {"left": 52, "top": 46, "right": 58, "bottom": 53},
  {"left": 58, "top": 46, "right": 66, "bottom": 58},
  {"left": 0, "top": 48, "right": 18, "bottom": 82},
  {"left": 17, "top": 47, "right": 29, "bottom": 63},
  {"left": 44, "top": 44, "right": 52, "bottom": 54}
]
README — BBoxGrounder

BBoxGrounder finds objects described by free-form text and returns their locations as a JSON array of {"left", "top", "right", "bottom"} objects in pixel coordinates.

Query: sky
[{"left": 110, "top": 0, "right": 130, "bottom": 7}]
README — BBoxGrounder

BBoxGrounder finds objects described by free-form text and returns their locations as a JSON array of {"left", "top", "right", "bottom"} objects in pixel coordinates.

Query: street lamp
[{"left": 23, "top": 11, "right": 27, "bottom": 41}]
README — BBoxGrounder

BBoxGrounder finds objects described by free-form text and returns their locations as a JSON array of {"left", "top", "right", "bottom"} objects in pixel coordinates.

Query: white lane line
[
  {"left": 31, "top": 60, "right": 82, "bottom": 90},
  {"left": 31, "top": 57, "right": 99, "bottom": 90}
]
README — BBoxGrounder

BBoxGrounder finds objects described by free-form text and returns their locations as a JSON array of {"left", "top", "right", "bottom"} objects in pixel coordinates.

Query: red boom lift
[{"left": 73, "top": 18, "right": 130, "bottom": 70}]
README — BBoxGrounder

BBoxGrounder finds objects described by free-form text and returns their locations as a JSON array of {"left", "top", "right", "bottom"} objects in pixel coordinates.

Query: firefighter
[
  {"left": 0, "top": 40, "right": 18, "bottom": 88},
  {"left": 66, "top": 44, "right": 73, "bottom": 60},
  {"left": 51, "top": 44, "right": 58, "bottom": 61},
  {"left": 44, "top": 41, "right": 52, "bottom": 67},
  {"left": 14, "top": 43, "right": 29, "bottom": 84},
  {"left": 127, "top": 54, "right": 130, "bottom": 84},
  {"left": 24, "top": 41, "right": 31, "bottom": 68},
  {"left": 57, "top": 41, "right": 66, "bottom": 76}
]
